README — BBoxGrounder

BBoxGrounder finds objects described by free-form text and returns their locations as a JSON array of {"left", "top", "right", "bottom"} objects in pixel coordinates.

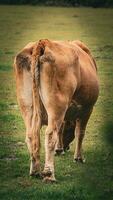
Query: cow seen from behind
[{"left": 14, "top": 39, "right": 99, "bottom": 182}]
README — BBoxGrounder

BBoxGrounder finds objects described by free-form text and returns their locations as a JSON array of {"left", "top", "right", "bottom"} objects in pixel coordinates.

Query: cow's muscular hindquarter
[{"left": 14, "top": 39, "right": 99, "bottom": 182}]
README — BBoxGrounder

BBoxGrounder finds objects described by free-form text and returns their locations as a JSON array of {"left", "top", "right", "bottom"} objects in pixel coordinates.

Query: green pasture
[{"left": 0, "top": 5, "right": 113, "bottom": 200}]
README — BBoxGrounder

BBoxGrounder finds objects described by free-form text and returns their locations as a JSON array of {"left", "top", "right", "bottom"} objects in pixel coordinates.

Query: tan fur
[{"left": 14, "top": 40, "right": 99, "bottom": 182}]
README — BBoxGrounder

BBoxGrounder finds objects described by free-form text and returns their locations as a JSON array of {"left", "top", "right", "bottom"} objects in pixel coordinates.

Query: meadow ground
[{"left": 0, "top": 5, "right": 113, "bottom": 200}]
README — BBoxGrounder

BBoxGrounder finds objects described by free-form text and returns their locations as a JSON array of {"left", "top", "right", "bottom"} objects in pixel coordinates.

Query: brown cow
[{"left": 14, "top": 39, "right": 99, "bottom": 182}]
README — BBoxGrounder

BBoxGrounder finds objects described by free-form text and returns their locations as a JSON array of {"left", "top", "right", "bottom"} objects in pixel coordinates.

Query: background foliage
[{"left": 0, "top": 0, "right": 113, "bottom": 7}]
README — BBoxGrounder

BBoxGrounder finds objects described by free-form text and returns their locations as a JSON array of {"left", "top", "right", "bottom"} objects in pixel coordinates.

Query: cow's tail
[{"left": 31, "top": 40, "right": 48, "bottom": 132}]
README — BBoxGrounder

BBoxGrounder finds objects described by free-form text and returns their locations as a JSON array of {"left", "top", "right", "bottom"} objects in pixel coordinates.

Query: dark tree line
[{"left": 0, "top": 0, "right": 113, "bottom": 7}]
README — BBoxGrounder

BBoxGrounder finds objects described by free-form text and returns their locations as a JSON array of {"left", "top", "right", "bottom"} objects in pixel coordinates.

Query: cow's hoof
[
  {"left": 43, "top": 176, "right": 57, "bottom": 183},
  {"left": 30, "top": 161, "right": 40, "bottom": 178},
  {"left": 55, "top": 148, "right": 64, "bottom": 156},
  {"left": 30, "top": 171, "right": 41, "bottom": 178},
  {"left": 74, "top": 157, "right": 85, "bottom": 163},
  {"left": 41, "top": 169, "right": 52, "bottom": 177}
]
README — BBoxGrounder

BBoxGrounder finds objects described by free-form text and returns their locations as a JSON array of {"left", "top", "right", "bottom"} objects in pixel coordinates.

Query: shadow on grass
[{"left": 102, "top": 121, "right": 113, "bottom": 146}]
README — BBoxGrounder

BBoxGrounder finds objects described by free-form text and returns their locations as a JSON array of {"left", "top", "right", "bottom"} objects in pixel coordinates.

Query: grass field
[{"left": 0, "top": 5, "right": 113, "bottom": 200}]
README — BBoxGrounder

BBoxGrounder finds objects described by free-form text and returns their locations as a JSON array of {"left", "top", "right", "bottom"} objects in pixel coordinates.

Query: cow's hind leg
[
  {"left": 14, "top": 46, "right": 41, "bottom": 177},
  {"left": 15, "top": 69, "right": 41, "bottom": 177},
  {"left": 25, "top": 113, "right": 41, "bottom": 177},
  {"left": 42, "top": 116, "right": 64, "bottom": 182},
  {"left": 74, "top": 108, "right": 93, "bottom": 163},
  {"left": 18, "top": 97, "right": 41, "bottom": 177}
]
